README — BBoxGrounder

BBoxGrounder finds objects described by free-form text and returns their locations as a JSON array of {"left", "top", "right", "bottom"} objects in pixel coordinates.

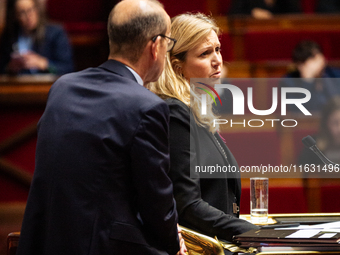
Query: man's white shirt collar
[{"left": 125, "top": 66, "right": 143, "bottom": 86}]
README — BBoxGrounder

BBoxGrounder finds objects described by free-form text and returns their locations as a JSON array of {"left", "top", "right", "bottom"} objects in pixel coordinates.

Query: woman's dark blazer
[
  {"left": 0, "top": 24, "right": 73, "bottom": 75},
  {"left": 166, "top": 98, "right": 259, "bottom": 242}
]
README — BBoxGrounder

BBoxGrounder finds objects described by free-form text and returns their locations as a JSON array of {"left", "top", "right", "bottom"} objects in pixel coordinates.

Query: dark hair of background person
[
  {"left": 1, "top": 0, "right": 47, "bottom": 50},
  {"left": 107, "top": 2, "right": 167, "bottom": 64},
  {"left": 292, "top": 40, "right": 322, "bottom": 64}
]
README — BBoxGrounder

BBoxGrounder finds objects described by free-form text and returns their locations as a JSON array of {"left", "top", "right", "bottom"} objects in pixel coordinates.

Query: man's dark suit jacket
[
  {"left": 16, "top": 60, "right": 180, "bottom": 255},
  {"left": 166, "top": 98, "right": 259, "bottom": 244}
]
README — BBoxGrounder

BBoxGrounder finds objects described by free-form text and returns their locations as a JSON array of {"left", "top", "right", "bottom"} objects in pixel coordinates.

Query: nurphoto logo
[{"left": 194, "top": 79, "right": 313, "bottom": 128}]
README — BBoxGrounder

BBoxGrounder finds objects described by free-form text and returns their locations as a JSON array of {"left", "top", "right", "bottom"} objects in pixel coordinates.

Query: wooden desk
[
  {"left": 245, "top": 213, "right": 340, "bottom": 254},
  {"left": 226, "top": 60, "right": 291, "bottom": 78},
  {"left": 182, "top": 213, "right": 340, "bottom": 255},
  {"left": 240, "top": 212, "right": 340, "bottom": 224},
  {"left": 215, "top": 14, "right": 340, "bottom": 61},
  {"left": 225, "top": 14, "right": 340, "bottom": 32},
  {"left": 0, "top": 75, "right": 56, "bottom": 105}
]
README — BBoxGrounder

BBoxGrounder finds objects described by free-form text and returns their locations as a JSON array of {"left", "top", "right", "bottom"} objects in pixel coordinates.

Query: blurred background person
[
  {"left": 298, "top": 96, "right": 340, "bottom": 165},
  {"left": 281, "top": 40, "right": 340, "bottom": 113},
  {"left": 287, "top": 40, "right": 340, "bottom": 79},
  {"left": 317, "top": 0, "right": 340, "bottom": 13},
  {"left": 0, "top": 0, "right": 73, "bottom": 75},
  {"left": 148, "top": 13, "right": 259, "bottom": 253},
  {"left": 229, "top": 0, "right": 301, "bottom": 19}
]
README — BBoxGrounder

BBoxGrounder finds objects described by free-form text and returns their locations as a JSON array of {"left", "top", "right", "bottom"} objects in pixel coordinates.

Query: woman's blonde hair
[{"left": 147, "top": 13, "right": 221, "bottom": 133}]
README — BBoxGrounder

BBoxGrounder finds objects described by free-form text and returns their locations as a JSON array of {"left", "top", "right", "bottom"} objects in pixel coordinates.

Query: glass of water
[{"left": 250, "top": 177, "right": 268, "bottom": 223}]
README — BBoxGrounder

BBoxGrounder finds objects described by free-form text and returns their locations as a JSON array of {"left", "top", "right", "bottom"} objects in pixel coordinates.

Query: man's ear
[{"left": 151, "top": 36, "right": 161, "bottom": 60}]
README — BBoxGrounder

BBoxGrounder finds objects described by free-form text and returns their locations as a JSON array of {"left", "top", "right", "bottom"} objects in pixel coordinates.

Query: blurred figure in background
[
  {"left": 317, "top": 0, "right": 340, "bottom": 13},
  {"left": 229, "top": 0, "right": 301, "bottom": 19},
  {"left": 281, "top": 40, "right": 340, "bottom": 113},
  {"left": 298, "top": 96, "right": 340, "bottom": 165},
  {"left": 0, "top": 0, "right": 73, "bottom": 75},
  {"left": 287, "top": 41, "right": 340, "bottom": 79}
]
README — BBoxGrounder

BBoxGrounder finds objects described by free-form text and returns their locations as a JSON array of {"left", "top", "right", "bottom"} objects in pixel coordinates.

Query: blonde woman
[{"left": 148, "top": 13, "right": 259, "bottom": 247}]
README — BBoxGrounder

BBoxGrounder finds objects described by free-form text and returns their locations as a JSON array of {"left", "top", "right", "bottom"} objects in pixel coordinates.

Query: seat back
[{"left": 7, "top": 232, "right": 20, "bottom": 255}]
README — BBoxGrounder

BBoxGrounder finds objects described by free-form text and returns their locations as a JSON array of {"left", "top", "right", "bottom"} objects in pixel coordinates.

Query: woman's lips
[{"left": 210, "top": 71, "right": 221, "bottom": 78}]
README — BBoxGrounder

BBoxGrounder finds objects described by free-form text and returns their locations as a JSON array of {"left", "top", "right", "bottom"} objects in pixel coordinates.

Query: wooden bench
[{"left": 7, "top": 232, "right": 20, "bottom": 255}]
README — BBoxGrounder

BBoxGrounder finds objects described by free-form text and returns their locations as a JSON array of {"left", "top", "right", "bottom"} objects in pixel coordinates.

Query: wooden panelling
[
  {"left": 227, "top": 60, "right": 340, "bottom": 79},
  {"left": 215, "top": 14, "right": 340, "bottom": 61},
  {"left": 225, "top": 14, "right": 340, "bottom": 32},
  {"left": 0, "top": 75, "right": 55, "bottom": 105},
  {"left": 0, "top": 0, "right": 5, "bottom": 35},
  {"left": 0, "top": 76, "right": 54, "bottom": 200}
]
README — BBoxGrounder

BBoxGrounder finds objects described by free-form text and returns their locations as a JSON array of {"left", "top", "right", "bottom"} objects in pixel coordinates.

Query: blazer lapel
[{"left": 207, "top": 129, "right": 230, "bottom": 166}]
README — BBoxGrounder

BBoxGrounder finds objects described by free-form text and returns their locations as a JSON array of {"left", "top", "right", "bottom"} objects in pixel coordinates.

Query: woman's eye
[
  {"left": 216, "top": 47, "right": 221, "bottom": 52},
  {"left": 200, "top": 51, "right": 209, "bottom": 57}
]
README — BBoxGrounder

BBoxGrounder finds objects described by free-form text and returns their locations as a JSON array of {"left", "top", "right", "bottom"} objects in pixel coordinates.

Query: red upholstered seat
[
  {"left": 301, "top": 0, "right": 317, "bottom": 13},
  {"left": 62, "top": 22, "right": 106, "bottom": 34},
  {"left": 244, "top": 30, "right": 340, "bottom": 61},
  {"left": 321, "top": 186, "right": 340, "bottom": 212},
  {"left": 218, "top": 0, "right": 232, "bottom": 15},
  {"left": 220, "top": 33, "right": 234, "bottom": 62},
  {"left": 162, "top": 0, "right": 207, "bottom": 18},
  {"left": 46, "top": 0, "right": 109, "bottom": 41},
  {"left": 46, "top": 0, "right": 106, "bottom": 22},
  {"left": 240, "top": 186, "right": 308, "bottom": 214}
]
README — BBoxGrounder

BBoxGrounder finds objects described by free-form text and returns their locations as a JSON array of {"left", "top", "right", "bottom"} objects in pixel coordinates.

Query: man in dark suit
[{"left": 16, "top": 0, "right": 184, "bottom": 254}]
